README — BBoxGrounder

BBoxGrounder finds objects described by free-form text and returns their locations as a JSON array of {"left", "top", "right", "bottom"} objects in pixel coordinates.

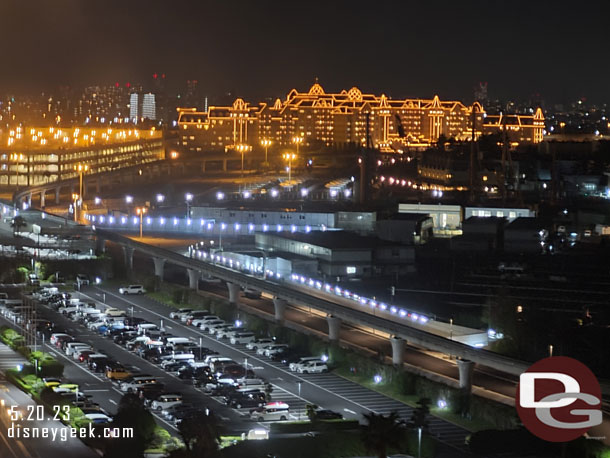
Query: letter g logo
[{"left": 516, "top": 357, "right": 602, "bottom": 442}]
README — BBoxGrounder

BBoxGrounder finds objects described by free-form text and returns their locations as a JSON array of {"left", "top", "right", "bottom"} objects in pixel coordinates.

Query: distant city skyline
[{"left": 1, "top": 1, "right": 609, "bottom": 104}]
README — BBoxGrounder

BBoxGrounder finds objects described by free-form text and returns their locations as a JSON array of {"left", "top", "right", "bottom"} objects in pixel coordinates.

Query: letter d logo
[{"left": 516, "top": 356, "right": 601, "bottom": 442}]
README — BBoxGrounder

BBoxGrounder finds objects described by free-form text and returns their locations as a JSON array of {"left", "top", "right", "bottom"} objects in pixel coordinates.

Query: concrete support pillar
[
  {"left": 390, "top": 336, "right": 405, "bottom": 366},
  {"left": 326, "top": 315, "right": 341, "bottom": 341},
  {"left": 95, "top": 179, "right": 101, "bottom": 193},
  {"left": 122, "top": 246, "right": 134, "bottom": 272},
  {"left": 273, "top": 298, "right": 287, "bottom": 323},
  {"left": 40, "top": 191, "right": 46, "bottom": 208},
  {"left": 187, "top": 268, "right": 199, "bottom": 290},
  {"left": 201, "top": 161, "right": 206, "bottom": 173},
  {"left": 55, "top": 187, "right": 61, "bottom": 204},
  {"left": 457, "top": 359, "right": 475, "bottom": 391},
  {"left": 222, "top": 159, "right": 227, "bottom": 172},
  {"left": 153, "top": 257, "right": 165, "bottom": 279},
  {"left": 227, "top": 282, "right": 240, "bottom": 304},
  {"left": 95, "top": 237, "right": 106, "bottom": 254},
  {"left": 27, "top": 193, "right": 32, "bottom": 208}
]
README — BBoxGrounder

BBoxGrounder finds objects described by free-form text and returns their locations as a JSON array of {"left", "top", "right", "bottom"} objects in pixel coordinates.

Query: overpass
[{"left": 96, "top": 227, "right": 530, "bottom": 391}]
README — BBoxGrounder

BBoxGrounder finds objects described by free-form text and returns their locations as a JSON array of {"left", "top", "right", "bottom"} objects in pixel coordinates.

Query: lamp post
[
  {"left": 260, "top": 139, "right": 272, "bottom": 167},
  {"left": 136, "top": 207, "right": 147, "bottom": 239},
  {"left": 235, "top": 144, "right": 251, "bottom": 176},
  {"left": 282, "top": 153, "right": 296, "bottom": 184},
  {"left": 71, "top": 193, "right": 79, "bottom": 222},
  {"left": 185, "top": 193, "right": 193, "bottom": 218},
  {"left": 74, "top": 163, "right": 89, "bottom": 222},
  {"left": 292, "top": 135, "right": 303, "bottom": 157}
]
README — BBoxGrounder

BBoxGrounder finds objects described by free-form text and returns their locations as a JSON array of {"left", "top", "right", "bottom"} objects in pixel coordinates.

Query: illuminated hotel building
[
  {"left": 0, "top": 126, "right": 163, "bottom": 187},
  {"left": 482, "top": 108, "right": 545, "bottom": 145},
  {"left": 177, "top": 83, "right": 544, "bottom": 154}
]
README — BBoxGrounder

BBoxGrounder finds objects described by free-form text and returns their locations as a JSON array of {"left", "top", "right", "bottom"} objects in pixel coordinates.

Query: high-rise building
[
  {"left": 142, "top": 93, "right": 156, "bottom": 120},
  {"left": 129, "top": 93, "right": 139, "bottom": 120}
]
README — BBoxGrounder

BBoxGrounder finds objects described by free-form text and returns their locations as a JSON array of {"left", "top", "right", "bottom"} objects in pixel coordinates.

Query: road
[{"left": 0, "top": 344, "right": 97, "bottom": 458}]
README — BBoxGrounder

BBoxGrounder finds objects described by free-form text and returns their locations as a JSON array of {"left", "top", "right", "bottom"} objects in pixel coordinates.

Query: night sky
[{"left": 1, "top": 0, "right": 608, "bottom": 104}]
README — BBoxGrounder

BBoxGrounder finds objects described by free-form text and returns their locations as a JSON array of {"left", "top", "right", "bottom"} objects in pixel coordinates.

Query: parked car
[
  {"left": 296, "top": 360, "right": 328, "bottom": 374},
  {"left": 289, "top": 357, "right": 322, "bottom": 372},
  {"left": 227, "top": 391, "right": 265, "bottom": 409},
  {"left": 250, "top": 402, "right": 289, "bottom": 422},
  {"left": 120, "top": 375, "right": 158, "bottom": 392},
  {"left": 106, "top": 364, "right": 131, "bottom": 380},
  {"left": 246, "top": 338, "right": 274, "bottom": 351},
  {"left": 150, "top": 393, "right": 183, "bottom": 411},
  {"left": 230, "top": 331, "right": 256, "bottom": 345},
  {"left": 119, "top": 285, "right": 145, "bottom": 295},
  {"left": 314, "top": 409, "right": 343, "bottom": 420},
  {"left": 169, "top": 308, "right": 192, "bottom": 320}
]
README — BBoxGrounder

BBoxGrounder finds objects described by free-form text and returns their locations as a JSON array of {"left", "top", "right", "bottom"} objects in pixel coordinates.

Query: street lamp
[
  {"left": 71, "top": 193, "right": 79, "bottom": 221},
  {"left": 292, "top": 135, "right": 303, "bottom": 157},
  {"left": 282, "top": 153, "right": 296, "bottom": 184},
  {"left": 136, "top": 207, "right": 147, "bottom": 238},
  {"left": 185, "top": 193, "right": 193, "bottom": 218},
  {"left": 235, "top": 144, "right": 251, "bottom": 175},
  {"left": 74, "top": 163, "right": 89, "bottom": 222},
  {"left": 260, "top": 139, "right": 272, "bottom": 166}
]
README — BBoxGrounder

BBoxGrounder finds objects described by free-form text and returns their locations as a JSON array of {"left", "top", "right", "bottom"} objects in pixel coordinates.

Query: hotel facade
[{"left": 177, "top": 83, "right": 544, "bottom": 154}]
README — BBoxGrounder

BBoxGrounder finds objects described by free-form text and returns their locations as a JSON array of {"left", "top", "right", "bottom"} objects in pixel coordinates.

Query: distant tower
[
  {"left": 129, "top": 93, "right": 139, "bottom": 120},
  {"left": 474, "top": 82, "right": 488, "bottom": 106},
  {"left": 142, "top": 93, "right": 156, "bottom": 120}
]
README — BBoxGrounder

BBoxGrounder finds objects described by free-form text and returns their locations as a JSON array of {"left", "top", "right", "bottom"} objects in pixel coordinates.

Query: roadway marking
[
  {"left": 343, "top": 408, "right": 357, "bottom": 415},
  {"left": 43, "top": 342, "right": 105, "bottom": 382},
  {"left": 109, "top": 399, "right": 117, "bottom": 405},
  {"left": 88, "top": 287, "right": 381, "bottom": 415},
  {"left": 83, "top": 389, "right": 109, "bottom": 392}
]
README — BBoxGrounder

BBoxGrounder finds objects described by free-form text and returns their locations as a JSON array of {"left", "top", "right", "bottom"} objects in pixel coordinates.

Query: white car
[
  {"left": 208, "top": 323, "right": 232, "bottom": 336},
  {"left": 169, "top": 308, "right": 192, "bottom": 320},
  {"left": 246, "top": 338, "right": 273, "bottom": 351},
  {"left": 104, "top": 307, "right": 126, "bottom": 317},
  {"left": 150, "top": 394, "right": 183, "bottom": 411},
  {"left": 296, "top": 360, "right": 328, "bottom": 374},
  {"left": 250, "top": 402, "right": 289, "bottom": 422},
  {"left": 216, "top": 327, "right": 241, "bottom": 340},
  {"left": 193, "top": 315, "right": 221, "bottom": 328},
  {"left": 263, "top": 344, "right": 289, "bottom": 357},
  {"left": 65, "top": 343, "right": 91, "bottom": 357},
  {"left": 119, "top": 285, "right": 145, "bottom": 295},
  {"left": 50, "top": 333, "right": 71, "bottom": 345},
  {"left": 289, "top": 357, "right": 322, "bottom": 372},
  {"left": 200, "top": 319, "right": 225, "bottom": 332},
  {"left": 230, "top": 332, "right": 256, "bottom": 345}
]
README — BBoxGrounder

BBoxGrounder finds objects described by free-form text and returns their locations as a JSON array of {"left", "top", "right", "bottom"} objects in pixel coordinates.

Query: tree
[
  {"left": 11, "top": 215, "right": 26, "bottom": 237},
  {"left": 409, "top": 397, "right": 431, "bottom": 432},
  {"left": 177, "top": 410, "right": 220, "bottom": 457},
  {"left": 361, "top": 411, "right": 405, "bottom": 458},
  {"left": 104, "top": 393, "right": 156, "bottom": 458}
]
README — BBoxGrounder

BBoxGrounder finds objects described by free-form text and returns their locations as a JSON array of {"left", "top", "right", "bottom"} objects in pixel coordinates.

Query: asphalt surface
[
  {"left": 73, "top": 284, "right": 472, "bottom": 452},
  {"left": 0, "top": 343, "right": 97, "bottom": 458}
]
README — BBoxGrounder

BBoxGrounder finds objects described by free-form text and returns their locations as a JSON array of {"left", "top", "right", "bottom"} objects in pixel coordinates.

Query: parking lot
[{"left": 0, "top": 282, "right": 471, "bottom": 452}]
